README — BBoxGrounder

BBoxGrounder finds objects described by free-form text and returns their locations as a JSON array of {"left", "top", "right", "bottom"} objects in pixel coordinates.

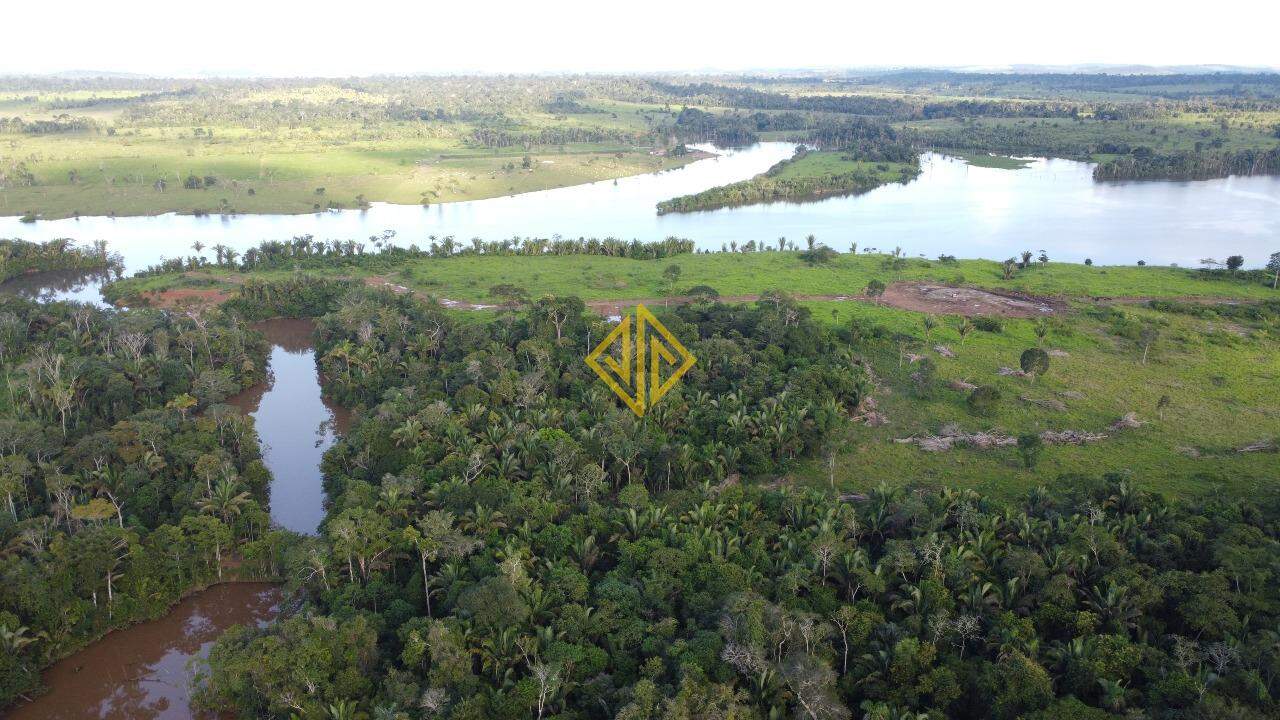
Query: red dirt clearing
[{"left": 130, "top": 287, "right": 232, "bottom": 308}]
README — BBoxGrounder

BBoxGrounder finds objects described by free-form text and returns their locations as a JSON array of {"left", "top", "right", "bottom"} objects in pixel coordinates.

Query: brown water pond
[
  {"left": 7, "top": 582, "right": 282, "bottom": 720},
  {"left": 228, "top": 317, "right": 351, "bottom": 535}
]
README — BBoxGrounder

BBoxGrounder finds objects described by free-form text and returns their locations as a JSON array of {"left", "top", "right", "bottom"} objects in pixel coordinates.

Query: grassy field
[
  {"left": 0, "top": 130, "right": 693, "bottom": 219},
  {"left": 336, "top": 252, "right": 1280, "bottom": 303},
  {"left": 949, "top": 152, "right": 1035, "bottom": 169},
  {"left": 770, "top": 150, "right": 914, "bottom": 181},
  {"left": 791, "top": 300, "right": 1280, "bottom": 501},
  {"left": 0, "top": 80, "right": 704, "bottom": 219},
  {"left": 108, "top": 251, "right": 1280, "bottom": 306},
  {"left": 903, "top": 111, "right": 1280, "bottom": 161}
]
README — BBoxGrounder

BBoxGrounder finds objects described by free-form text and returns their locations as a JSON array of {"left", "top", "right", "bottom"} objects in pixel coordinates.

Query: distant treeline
[
  {"left": 670, "top": 107, "right": 810, "bottom": 146},
  {"left": 908, "top": 121, "right": 1098, "bottom": 160},
  {"left": 468, "top": 124, "right": 644, "bottom": 149},
  {"left": 861, "top": 69, "right": 1280, "bottom": 100},
  {"left": 655, "top": 81, "right": 922, "bottom": 119},
  {"left": 654, "top": 81, "right": 1088, "bottom": 120},
  {"left": 1093, "top": 146, "right": 1280, "bottom": 180},
  {"left": 0, "top": 115, "right": 98, "bottom": 135},
  {"left": 129, "top": 234, "right": 697, "bottom": 280}
]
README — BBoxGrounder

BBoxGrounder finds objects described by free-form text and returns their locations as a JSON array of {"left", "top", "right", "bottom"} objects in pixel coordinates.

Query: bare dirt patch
[
  {"left": 127, "top": 287, "right": 232, "bottom": 309},
  {"left": 364, "top": 276, "right": 498, "bottom": 310},
  {"left": 877, "top": 282, "right": 1063, "bottom": 318}
]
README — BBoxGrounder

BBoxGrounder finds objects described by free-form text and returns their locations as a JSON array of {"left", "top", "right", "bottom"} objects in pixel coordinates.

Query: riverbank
[{"left": 7, "top": 582, "right": 283, "bottom": 720}]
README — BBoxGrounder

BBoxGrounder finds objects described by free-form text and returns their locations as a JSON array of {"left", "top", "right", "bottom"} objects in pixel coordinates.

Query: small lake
[
  {"left": 228, "top": 318, "right": 350, "bottom": 535},
  {"left": 7, "top": 582, "right": 281, "bottom": 720},
  {"left": 2, "top": 143, "right": 1279, "bottom": 272}
]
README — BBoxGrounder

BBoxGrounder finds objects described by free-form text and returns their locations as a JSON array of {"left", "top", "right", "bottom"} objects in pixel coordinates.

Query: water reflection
[
  {"left": 228, "top": 318, "right": 350, "bottom": 535},
  {"left": 7, "top": 583, "right": 281, "bottom": 720},
  {"left": 0, "top": 268, "right": 115, "bottom": 307}
]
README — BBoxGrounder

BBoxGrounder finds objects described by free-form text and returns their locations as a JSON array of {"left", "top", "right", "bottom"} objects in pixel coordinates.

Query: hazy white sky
[{"left": 5, "top": 0, "right": 1278, "bottom": 76}]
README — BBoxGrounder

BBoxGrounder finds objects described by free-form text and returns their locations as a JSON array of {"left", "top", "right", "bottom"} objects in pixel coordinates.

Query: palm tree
[
  {"left": 197, "top": 478, "right": 251, "bottom": 525},
  {"left": 325, "top": 700, "right": 362, "bottom": 720},
  {"left": 0, "top": 623, "right": 41, "bottom": 655}
]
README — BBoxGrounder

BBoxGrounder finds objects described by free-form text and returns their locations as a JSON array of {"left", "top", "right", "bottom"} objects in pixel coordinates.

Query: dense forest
[
  {"left": 1093, "top": 146, "right": 1280, "bottom": 180},
  {"left": 136, "top": 281, "right": 1280, "bottom": 720},
  {"left": 0, "top": 297, "right": 279, "bottom": 705}
]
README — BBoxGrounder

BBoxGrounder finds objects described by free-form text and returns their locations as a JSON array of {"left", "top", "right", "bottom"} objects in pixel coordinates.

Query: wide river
[{"left": 3, "top": 144, "right": 1279, "bottom": 281}]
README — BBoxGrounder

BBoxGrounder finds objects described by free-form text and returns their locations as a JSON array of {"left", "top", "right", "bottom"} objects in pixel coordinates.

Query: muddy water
[
  {"left": 229, "top": 317, "right": 350, "bottom": 535},
  {"left": 7, "top": 583, "right": 281, "bottom": 720}
]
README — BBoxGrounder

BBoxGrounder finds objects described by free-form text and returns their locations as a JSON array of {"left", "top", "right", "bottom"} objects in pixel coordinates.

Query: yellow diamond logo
[{"left": 586, "top": 304, "right": 696, "bottom": 417}]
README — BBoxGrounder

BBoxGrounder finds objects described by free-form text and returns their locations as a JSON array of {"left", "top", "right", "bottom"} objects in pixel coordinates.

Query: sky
[{"left": 5, "top": 0, "right": 1279, "bottom": 77}]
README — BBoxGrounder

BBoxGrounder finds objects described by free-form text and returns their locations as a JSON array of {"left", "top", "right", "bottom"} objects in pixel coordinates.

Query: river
[
  {"left": 228, "top": 318, "right": 351, "bottom": 535},
  {"left": 3, "top": 144, "right": 1278, "bottom": 280},
  {"left": 6, "top": 583, "right": 281, "bottom": 720}
]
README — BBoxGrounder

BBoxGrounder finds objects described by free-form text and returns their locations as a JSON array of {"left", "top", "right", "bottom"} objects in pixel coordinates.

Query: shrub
[
  {"left": 683, "top": 285, "right": 720, "bottom": 301},
  {"left": 973, "top": 316, "right": 1003, "bottom": 333},
  {"left": 798, "top": 245, "right": 837, "bottom": 266},
  {"left": 967, "top": 385, "right": 1002, "bottom": 416},
  {"left": 1020, "top": 348, "right": 1050, "bottom": 380},
  {"left": 911, "top": 357, "right": 937, "bottom": 398},
  {"left": 865, "top": 279, "right": 886, "bottom": 298},
  {"left": 1017, "top": 433, "right": 1044, "bottom": 468}
]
